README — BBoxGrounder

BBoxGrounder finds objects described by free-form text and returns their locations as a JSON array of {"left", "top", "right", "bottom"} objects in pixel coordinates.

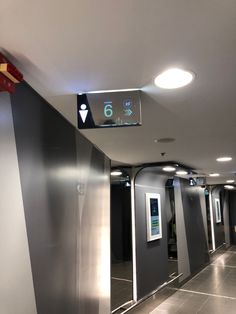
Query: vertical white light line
[
  {"left": 131, "top": 169, "right": 137, "bottom": 302},
  {"left": 209, "top": 188, "right": 216, "bottom": 251}
]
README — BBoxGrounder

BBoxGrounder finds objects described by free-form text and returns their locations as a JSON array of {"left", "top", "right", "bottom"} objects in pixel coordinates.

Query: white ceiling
[{"left": 1, "top": 0, "right": 236, "bottom": 184}]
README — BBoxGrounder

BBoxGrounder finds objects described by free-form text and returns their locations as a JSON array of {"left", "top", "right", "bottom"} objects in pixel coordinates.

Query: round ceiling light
[
  {"left": 154, "top": 68, "right": 194, "bottom": 89},
  {"left": 216, "top": 156, "right": 232, "bottom": 162},
  {"left": 163, "top": 166, "right": 176, "bottom": 172},
  {"left": 111, "top": 170, "right": 122, "bottom": 176},
  {"left": 209, "top": 173, "right": 220, "bottom": 177},
  {"left": 224, "top": 185, "right": 234, "bottom": 190},
  {"left": 176, "top": 170, "right": 188, "bottom": 175},
  {"left": 226, "top": 180, "right": 235, "bottom": 183}
]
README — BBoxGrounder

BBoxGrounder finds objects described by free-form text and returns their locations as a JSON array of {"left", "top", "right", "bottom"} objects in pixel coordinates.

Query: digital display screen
[
  {"left": 150, "top": 198, "right": 160, "bottom": 236},
  {"left": 77, "top": 90, "right": 141, "bottom": 129}
]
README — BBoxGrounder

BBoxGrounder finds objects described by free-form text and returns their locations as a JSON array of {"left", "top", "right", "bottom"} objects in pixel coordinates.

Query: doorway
[
  {"left": 205, "top": 189, "right": 213, "bottom": 252},
  {"left": 166, "top": 179, "right": 178, "bottom": 276},
  {"left": 111, "top": 170, "right": 133, "bottom": 312}
]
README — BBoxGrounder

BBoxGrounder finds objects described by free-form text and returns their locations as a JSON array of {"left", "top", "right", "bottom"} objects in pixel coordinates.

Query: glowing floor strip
[
  {"left": 209, "top": 190, "right": 216, "bottom": 251},
  {"left": 211, "top": 264, "right": 236, "bottom": 269},
  {"left": 131, "top": 171, "right": 137, "bottom": 302},
  {"left": 177, "top": 288, "right": 236, "bottom": 300},
  {"left": 111, "top": 277, "right": 133, "bottom": 283}
]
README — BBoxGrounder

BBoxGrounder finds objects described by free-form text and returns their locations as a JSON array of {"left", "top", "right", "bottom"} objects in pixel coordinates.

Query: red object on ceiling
[
  {"left": 0, "top": 52, "right": 23, "bottom": 93},
  {"left": 0, "top": 63, "right": 23, "bottom": 83},
  {"left": 0, "top": 72, "right": 15, "bottom": 93}
]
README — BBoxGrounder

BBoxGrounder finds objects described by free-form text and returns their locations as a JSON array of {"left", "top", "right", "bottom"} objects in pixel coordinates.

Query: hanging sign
[{"left": 77, "top": 90, "right": 142, "bottom": 129}]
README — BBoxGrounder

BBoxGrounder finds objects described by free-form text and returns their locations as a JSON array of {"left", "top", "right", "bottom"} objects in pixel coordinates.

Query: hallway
[{"left": 130, "top": 247, "right": 236, "bottom": 314}]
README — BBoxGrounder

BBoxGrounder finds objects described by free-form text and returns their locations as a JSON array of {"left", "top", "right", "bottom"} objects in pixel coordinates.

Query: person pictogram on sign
[
  {"left": 77, "top": 94, "right": 96, "bottom": 129},
  {"left": 79, "top": 104, "right": 88, "bottom": 123}
]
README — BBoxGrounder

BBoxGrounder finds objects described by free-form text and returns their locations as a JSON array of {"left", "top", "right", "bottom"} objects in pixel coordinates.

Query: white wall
[{"left": 0, "top": 93, "right": 37, "bottom": 314}]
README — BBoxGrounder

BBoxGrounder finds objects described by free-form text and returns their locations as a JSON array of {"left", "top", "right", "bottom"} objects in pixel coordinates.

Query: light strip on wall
[
  {"left": 87, "top": 88, "right": 140, "bottom": 94},
  {"left": 209, "top": 189, "right": 216, "bottom": 251},
  {"left": 130, "top": 169, "right": 138, "bottom": 302}
]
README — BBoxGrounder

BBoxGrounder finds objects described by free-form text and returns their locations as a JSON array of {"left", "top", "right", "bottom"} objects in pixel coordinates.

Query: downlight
[
  {"left": 176, "top": 170, "right": 188, "bottom": 175},
  {"left": 157, "top": 137, "right": 176, "bottom": 143},
  {"left": 224, "top": 185, "right": 234, "bottom": 190},
  {"left": 209, "top": 173, "right": 220, "bottom": 177},
  {"left": 163, "top": 166, "right": 176, "bottom": 172},
  {"left": 226, "top": 180, "right": 235, "bottom": 183},
  {"left": 111, "top": 170, "right": 122, "bottom": 176},
  {"left": 216, "top": 156, "right": 232, "bottom": 162},
  {"left": 154, "top": 68, "right": 194, "bottom": 89}
]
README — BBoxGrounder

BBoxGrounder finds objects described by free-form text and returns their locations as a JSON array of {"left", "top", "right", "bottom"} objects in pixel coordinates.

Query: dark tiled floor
[
  {"left": 168, "top": 260, "right": 178, "bottom": 276},
  {"left": 129, "top": 246, "right": 236, "bottom": 314},
  {"left": 111, "top": 261, "right": 133, "bottom": 310},
  {"left": 111, "top": 278, "right": 132, "bottom": 310},
  {"left": 112, "top": 261, "right": 133, "bottom": 281}
]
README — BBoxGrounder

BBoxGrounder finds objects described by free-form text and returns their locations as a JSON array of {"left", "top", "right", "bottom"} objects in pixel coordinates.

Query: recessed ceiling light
[
  {"left": 224, "top": 185, "right": 234, "bottom": 190},
  {"left": 111, "top": 170, "right": 122, "bottom": 176},
  {"left": 226, "top": 180, "right": 235, "bottom": 183},
  {"left": 176, "top": 170, "right": 188, "bottom": 175},
  {"left": 216, "top": 156, "right": 232, "bottom": 162},
  {"left": 157, "top": 137, "right": 176, "bottom": 143},
  {"left": 163, "top": 166, "right": 176, "bottom": 172},
  {"left": 209, "top": 173, "right": 220, "bottom": 177},
  {"left": 154, "top": 68, "right": 194, "bottom": 89}
]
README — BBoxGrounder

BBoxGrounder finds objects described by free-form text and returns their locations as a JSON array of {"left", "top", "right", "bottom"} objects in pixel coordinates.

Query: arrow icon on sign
[{"left": 124, "top": 108, "right": 133, "bottom": 116}]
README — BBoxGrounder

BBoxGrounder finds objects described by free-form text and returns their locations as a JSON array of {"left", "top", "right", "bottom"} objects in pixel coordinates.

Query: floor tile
[{"left": 129, "top": 247, "right": 236, "bottom": 314}]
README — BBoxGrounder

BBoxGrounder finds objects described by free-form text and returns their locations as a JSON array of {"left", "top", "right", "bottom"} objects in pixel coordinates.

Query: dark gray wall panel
[
  {"left": 229, "top": 191, "right": 236, "bottom": 244},
  {"left": 223, "top": 191, "right": 230, "bottom": 247},
  {"left": 111, "top": 185, "right": 125, "bottom": 261},
  {"left": 199, "top": 188, "right": 209, "bottom": 249},
  {"left": 0, "top": 93, "right": 37, "bottom": 314},
  {"left": 11, "top": 83, "right": 78, "bottom": 314},
  {"left": 135, "top": 168, "right": 169, "bottom": 300},
  {"left": 111, "top": 184, "right": 132, "bottom": 262},
  {"left": 76, "top": 132, "right": 110, "bottom": 314},
  {"left": 180, "top": 179, "right": 209, "bottom": 274},
  {"left": 174, "top": 178, "right": 190, "bottom": 282},
  {"left": 211, "top": 187, "right": 225, "bottom": 249},
  {"left": 11, "top": 82, "right": 110, "bottom": 314}
]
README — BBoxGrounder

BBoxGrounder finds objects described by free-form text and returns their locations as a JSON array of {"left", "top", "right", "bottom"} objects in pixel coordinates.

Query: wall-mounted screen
[
  {"left": 77, "top": 90, "right": 142, "bottom": 129},
  {"left": 146, "top": 193, "right": 162, "bottom": 241},
  {"left": 215, "top": 198, "right": 221, "bottom": 223}
]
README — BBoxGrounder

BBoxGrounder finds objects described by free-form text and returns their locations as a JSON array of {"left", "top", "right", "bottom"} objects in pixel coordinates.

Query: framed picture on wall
[
  {"left": 215, "top": 198, "right": 221, "bottom": 223},
  {"left": 146, "top": 193, "right": 162, "bottom": 241}
]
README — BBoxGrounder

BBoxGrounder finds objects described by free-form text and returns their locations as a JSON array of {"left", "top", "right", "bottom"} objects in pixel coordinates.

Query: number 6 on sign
[{"left": 104, "top": 101, "right": 113, "bottom": 118}]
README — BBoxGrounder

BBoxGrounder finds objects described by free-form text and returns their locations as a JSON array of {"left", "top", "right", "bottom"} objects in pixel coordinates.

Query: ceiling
[{"left": 1, "top": 0, "right": 236, "bottom": 184}]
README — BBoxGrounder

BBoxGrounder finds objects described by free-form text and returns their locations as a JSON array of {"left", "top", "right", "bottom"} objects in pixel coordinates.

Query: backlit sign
[{"left": 77, "top": 90, "right": 141, "bottom": 129}]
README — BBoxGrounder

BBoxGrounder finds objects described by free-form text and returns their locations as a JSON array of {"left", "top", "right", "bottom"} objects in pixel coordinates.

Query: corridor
[{"left": 130, "top": 247, "right": 236, "bottom": 314}]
